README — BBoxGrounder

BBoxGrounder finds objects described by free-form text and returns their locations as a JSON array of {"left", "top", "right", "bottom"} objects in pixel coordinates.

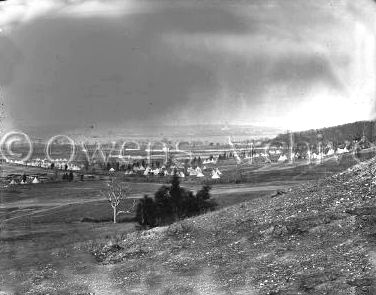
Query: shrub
[
  {"left": 136, "top": 195, "right": 157, "bottom": 227},
  {"left": 135, "top": 176, "right": 217, "bottom": 227}
]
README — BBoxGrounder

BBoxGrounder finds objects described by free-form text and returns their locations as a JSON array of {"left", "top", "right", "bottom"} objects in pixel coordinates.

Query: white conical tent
[
  {"left": 20, "top": 180, "right": 26, "bottom": 185},
  {"left": 32, "top": 177, "right": 40, "bottom": 184},
  {"left": 109, "top": 168, "right": 115, "bottom": 172},
  {"left": 211, "top": 172, "right": 220, "bottom": 179},
  {"left": 326, "top": 149, "right": 335, "bottom": 156},
  {"left": 139, "top": 165, "right": 145, "bottom": 171},
  {"left": 336, "top": 148, "right": 345, "bottom": 154},
  {"left": 278, "top": 155, "right": 287, "bottom": 162},
  {"left": 196, "top": 171, "right": 205, "bottom": 178},
  {"left": 189, "top": 170, "right": 197, "bottom": 176},
  {"left": 10, "top": 180, "right": 16, "bottom": 185}
]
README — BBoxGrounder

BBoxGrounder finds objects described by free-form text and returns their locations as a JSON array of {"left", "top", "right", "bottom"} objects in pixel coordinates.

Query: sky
[{"left": 0, "top": 0, "right": 376, "bottom": 135}]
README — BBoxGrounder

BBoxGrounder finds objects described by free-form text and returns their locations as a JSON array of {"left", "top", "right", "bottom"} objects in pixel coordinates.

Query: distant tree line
[
  {"left": 135, "top": 174, "right": 217, "bottom": 228},
  {"left": 273, "top": 120, "right": 376, "bottom": 148}
]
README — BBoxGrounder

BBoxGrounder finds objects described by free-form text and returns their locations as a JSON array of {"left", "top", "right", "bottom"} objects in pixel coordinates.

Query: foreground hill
[{"left": 92, "top": 157, "right": 376, "bottom": 294}]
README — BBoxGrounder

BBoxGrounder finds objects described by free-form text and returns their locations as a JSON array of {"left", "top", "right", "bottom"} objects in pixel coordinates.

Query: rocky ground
[{"left": 91, "top": 157, "right": 376, "bottom": 294}]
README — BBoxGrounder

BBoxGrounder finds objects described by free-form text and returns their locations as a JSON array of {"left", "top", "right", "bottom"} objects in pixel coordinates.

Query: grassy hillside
[
  {"left": 274, "top": 120, "right": 376, "bottom": 146},
  {"left": 90, "top": 157, "right": 376, "bottom": 294}
]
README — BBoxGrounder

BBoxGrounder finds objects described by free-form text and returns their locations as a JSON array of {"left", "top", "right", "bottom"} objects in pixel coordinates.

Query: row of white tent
[
  {"left": 257, "top": 147, "right": 350, "bottom": 157},
  {"left": 9, "top": 177, "right": 40, "bottom": 185},
  {"left": 120, "top": 166, "right": 222, "bottom": 179},
  {"left": 253, "top": 147, "right": 351, "bottom": 163},
  {"left": 6, "top": 158, "right": 81, "bottom": 171},
  {"left": 202, "top": 158, "right": 218, "bottom": 164}
]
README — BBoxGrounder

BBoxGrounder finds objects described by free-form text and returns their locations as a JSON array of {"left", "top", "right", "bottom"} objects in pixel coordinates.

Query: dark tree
[
  {"left": 136, "top": 176, "right": 217, "bottom": 228},
  {"left": 196, "top": 185, "right": 216, "bottom": 213},
  {"left": 136, "top": 195, "right": 157, "bottom": 227},
  {"left": 154, "top": 185, "right": 174, "bottom": 225},
  {"left": 68, "top": 171, "right": 74, "bottom": 182},
  {"left": 170, "top": 173, "right": 184, "bottom": 219},
  {"left": 181, "top": 190, "right": 199, "bottom": 218}
]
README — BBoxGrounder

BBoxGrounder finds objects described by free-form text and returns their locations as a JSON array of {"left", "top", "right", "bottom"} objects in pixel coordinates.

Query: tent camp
[{"left": 32, "top": 177, "right": 40, "bottom": 184}]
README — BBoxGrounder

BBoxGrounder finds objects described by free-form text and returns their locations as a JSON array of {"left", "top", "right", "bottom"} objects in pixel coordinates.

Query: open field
[
  {"left": 0, "top": 149, "right": 375, "bottom": 294},
  {"left": 0, "top": 163, "right": 302, "bottom": 294}
]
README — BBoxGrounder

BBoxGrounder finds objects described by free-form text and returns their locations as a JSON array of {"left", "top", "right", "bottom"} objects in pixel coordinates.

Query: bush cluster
[{"left": 136, "top": 174, "right": 217, "bottom": 227}]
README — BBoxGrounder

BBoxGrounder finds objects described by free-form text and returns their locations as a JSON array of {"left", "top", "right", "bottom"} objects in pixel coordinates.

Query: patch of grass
[{"left": 80, "top": 215, "right": 136, "bottom": 223}]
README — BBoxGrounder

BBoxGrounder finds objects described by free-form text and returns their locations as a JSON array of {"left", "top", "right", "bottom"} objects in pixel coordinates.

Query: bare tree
[{"left": 101, "top": 177, "right": 135, "bottom": 223}]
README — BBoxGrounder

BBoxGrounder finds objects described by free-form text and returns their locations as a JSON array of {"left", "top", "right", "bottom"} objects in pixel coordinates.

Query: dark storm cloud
[
  {"left": 0, "top": 35, "right": 22, "bottom": 86},
  {"left": 1, "top": 0, "right": 376, "bottom": 133},
  {"left": 269, "top": 54, "right": 343, "bottom": 91},
  {"left": 4, "top": 13, "right": 222, "bottom": 127},
  {"left": 138, "top": 5, "right": 250, "bottom": 35}
]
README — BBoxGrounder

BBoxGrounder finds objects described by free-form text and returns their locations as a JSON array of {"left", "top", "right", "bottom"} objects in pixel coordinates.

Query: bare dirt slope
[{"left": 92, "top": 157, "right": 376, "bottom": 294}]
